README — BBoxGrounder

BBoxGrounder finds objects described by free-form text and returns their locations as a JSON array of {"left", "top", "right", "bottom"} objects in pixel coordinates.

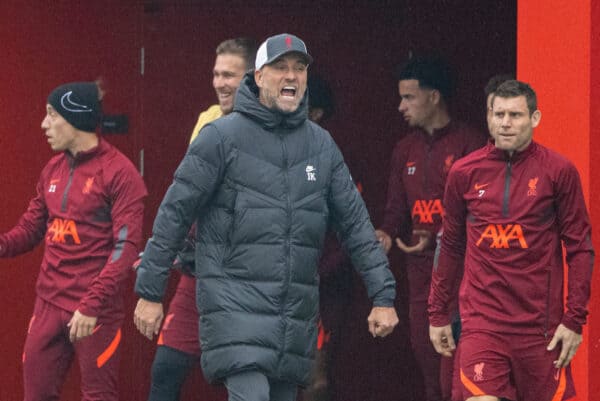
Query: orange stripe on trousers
[
  {"left": 460, "top": 368, "right": 486, "bottom": 397},
  {"left": 23, "top": 315, "right": 36, "bottom": 363},
  {"left": 27, "top": 315, "right": 36, "bottom": 334},
  {"left": 156, "top": 313, "right": 174, "bottom": 346},
  {"left": 551, "top": 368, "right": 566, "bottom": 401},
  {"left": 96, "top": 328, "right": 121, "bottom": 368}
]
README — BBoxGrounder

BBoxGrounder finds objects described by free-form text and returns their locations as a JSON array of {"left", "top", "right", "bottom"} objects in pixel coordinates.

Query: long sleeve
[
  {"left": 555, "top": 163, "right": 594, "bottom": 333},
  {"left": 78, "top": 164, "right": 147, "bottom": 316},
  {"left": 379, "top": 141, "right": 410, "bottom": 238},
  {"left": 428, "top": 166, "right": 467, "bottom": 326},
  {"left": 135, "top": 124, "right": 228, "bottom": 301},
  {"left": 0, "top": 178, "right": 49, "bottom": 257}
]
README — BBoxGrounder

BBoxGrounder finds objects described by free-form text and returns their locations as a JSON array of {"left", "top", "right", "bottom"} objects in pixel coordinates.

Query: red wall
[
  {"left": 0, "top": 2, "right": 516, "bottom": 400},
  {"left": 591, "top": 2, "right": 600, "bottom": 398},
  {"left": 517, "top": 1, "right": 600, "bottom": 401}
]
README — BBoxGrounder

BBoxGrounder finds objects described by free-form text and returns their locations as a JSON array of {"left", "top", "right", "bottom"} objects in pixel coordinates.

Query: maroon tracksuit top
[
  {"left": 0, "top": 139, "right": 147, "bottom": 317},
  {"left": 429, "top": 141, "right": 594, "bottom": 336},
  {"left": 380, "top": 121, "right": 486, "bottom": 278}
]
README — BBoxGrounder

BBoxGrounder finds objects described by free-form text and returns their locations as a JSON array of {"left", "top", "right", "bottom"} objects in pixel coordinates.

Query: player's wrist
[{"left": 559, "top": 318, "right": 582, "bottom": 335}]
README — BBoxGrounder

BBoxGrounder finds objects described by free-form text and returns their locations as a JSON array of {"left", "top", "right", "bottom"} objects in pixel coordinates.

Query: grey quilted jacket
[{"left": 135, "top": 73, "right": 396, "bottom": 385}]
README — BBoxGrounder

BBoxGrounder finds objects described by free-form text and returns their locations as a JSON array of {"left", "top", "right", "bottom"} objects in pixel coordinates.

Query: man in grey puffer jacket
[{"left": 134, "top": 33, "right": 399, "bottom": 401}]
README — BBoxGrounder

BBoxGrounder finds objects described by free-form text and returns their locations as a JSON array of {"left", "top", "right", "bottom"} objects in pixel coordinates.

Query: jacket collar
[
  {"left": 486, "top": 139, "right": 537, "bottom": 161},
  {"left": 65, "top": 137, "right": 107, "bottom": 164},
  {"left": 415, "top": 120, "right": 456, "bottom": 143}
]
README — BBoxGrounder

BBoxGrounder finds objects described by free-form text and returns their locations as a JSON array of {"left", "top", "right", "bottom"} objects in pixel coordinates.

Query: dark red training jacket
[
  {"left": 380, "top": 121, "right": 486, "bottom": 265},
  {"left": 0, "top": 139, "right": 147, "bottom": 317},
  {"left": 429, "top": 141, "right": 594, "bottom": 336}
]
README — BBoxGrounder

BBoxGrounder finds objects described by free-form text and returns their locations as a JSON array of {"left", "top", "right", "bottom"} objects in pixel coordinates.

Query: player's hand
[
  {"left": 134, "top": 298, "right": 164, "bottom": 340},
  {"left": 375, "top": 230, "right": 392, "bottom": 254},
  {"left": 367, "top": 306, "right": 399, "bottom": 338},
  {"left": 547, "top": 323, "right": 582, "bottom": 368},
  {"left": 396, "top": 229, "right": 432, "bottom": 254},
  {"left": 68, "top": 310, "right": 98, "bottom": 342},
  {"left": 429, "top": 324, "right": 456, "bottom": 357}
]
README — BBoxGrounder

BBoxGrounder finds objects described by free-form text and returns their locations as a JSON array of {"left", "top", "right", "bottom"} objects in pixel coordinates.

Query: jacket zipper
[
  {"left": 279, "top": 132, "right": 292, "bottom": 361},
  {"left": 61, "top": 163, "right": 75, "bottom": 212},
  {"left": 424, "top": 142, "right": 431, "bottom": 192},
  {"left": 502, "top": 155, "right": 550, "bottom": 337},
  {"left": 502, "top": 158, "right": 512, "bottom": 217},
  {"left": 544, "top": 271, "right": 551, "bottom": 339}
]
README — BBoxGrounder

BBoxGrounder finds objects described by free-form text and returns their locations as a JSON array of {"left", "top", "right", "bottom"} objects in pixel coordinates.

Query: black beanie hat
[{"left": 47, "top": 82, "right": 102, "bottom": 132}]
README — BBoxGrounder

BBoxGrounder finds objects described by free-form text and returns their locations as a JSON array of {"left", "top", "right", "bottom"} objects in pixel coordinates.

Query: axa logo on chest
[
  {"left": 412, "top": 199, "right": 444, "bottom": 223},
  {"left": 476, "top": 224, "right": 528, "bottom": 249},
  {"left": 47, "top": 218, "right": 81, "bottom": 244}
]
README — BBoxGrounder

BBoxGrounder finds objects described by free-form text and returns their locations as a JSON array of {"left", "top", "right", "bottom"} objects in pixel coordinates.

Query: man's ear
[
  {"left": 254, "top": 69, "right": 263, "bottom": 88},
  {"left": 531, "top": 109, "right": 542, "bottom": 128},
  {"left": 430, "top": 89, "right": 441, "bottom": 105}
]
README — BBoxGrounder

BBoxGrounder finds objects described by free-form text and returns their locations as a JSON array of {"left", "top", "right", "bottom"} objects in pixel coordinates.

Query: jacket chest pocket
[{"left": 229, "top": 186, "right": 287, "bottom": 246}]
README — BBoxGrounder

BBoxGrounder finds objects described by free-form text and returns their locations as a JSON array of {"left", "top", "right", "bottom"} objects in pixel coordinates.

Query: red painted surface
[
  {"left": 0, "top": 3, "right": 142, "bottom": 401},
  {"left": 590, "top": 2, "right": 600, "bottom": 398},
  {"left": 0, "top": 2, "right": 516, "bottom": 400},
  {"left": 518, "top": 1, "right": 599, "bottom": 401}
]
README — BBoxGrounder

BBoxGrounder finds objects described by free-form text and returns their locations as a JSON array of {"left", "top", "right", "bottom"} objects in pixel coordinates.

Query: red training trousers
[{"left": 23, "top": 297, "right": 123, "bottom": 401}]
